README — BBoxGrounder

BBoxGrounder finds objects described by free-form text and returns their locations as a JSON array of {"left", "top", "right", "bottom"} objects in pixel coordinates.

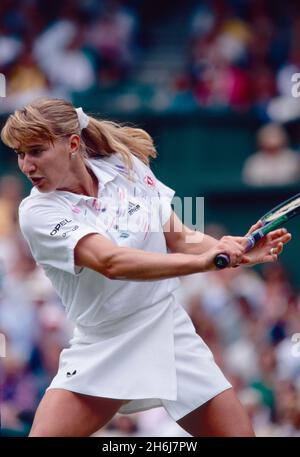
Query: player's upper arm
[
  {"left": 74, "top": 232, "right": 119, "bottom": 277},
  {"left": 163, "top": 210, "right": 193, "bottom": 252}
]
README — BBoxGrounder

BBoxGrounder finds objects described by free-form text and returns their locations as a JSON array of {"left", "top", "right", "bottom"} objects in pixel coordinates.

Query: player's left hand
[{"left": 239, "top": 220, "right": 292, "bottom": 266}]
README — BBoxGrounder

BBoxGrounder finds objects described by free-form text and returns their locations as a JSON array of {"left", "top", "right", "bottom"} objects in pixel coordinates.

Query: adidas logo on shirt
[
  {"left": 128, "top": 201, "right": 140, "bottom": 216},
  {"left": 66, "top": 370, "right": 77, "bottom": 377}
]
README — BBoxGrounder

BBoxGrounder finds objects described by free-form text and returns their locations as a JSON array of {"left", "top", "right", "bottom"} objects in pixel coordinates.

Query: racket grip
[
  {"left": 214, "top": 235, "right": 256, "bottom": 270},
  {"left": 214, "top": 253, "right": 230, "bottom": 269},
  {"left": 245, "top": 235, "right": 256, "bottom": 251}
]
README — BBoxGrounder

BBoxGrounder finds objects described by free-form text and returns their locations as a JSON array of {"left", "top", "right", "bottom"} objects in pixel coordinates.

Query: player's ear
[{"left": 69, "top": 134, "right": 80, "bottom": 153}]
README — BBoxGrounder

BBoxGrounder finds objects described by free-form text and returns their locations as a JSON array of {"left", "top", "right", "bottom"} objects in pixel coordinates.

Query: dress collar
[{"left": 85, "top": 157, "right": 117, "bottom": 187}]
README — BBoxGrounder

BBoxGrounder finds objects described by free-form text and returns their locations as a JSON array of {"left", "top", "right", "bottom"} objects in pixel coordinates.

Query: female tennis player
[{"left": 1, "top": 98, "right": 291, "bottom": 437}]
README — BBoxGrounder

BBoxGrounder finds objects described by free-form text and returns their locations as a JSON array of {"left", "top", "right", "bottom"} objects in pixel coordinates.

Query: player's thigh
[
  {"left": 177, "top": 388, "right": 255, "bottom": 437},
  {"left": 29, "top": 388, "right": 126, "bottom": 437}
]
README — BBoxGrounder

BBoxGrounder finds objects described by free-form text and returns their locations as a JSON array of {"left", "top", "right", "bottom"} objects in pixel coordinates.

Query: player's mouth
[{"left": 31, "top": 177, "right": 44, "bottom": 186}]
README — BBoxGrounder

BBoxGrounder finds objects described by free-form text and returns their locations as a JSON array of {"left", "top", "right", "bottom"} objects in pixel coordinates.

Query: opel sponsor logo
[{"left": 50, "top": 219, "right": 72, "bottom": 236}]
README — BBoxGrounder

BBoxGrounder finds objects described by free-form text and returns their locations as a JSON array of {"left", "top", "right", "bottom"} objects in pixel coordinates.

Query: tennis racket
[{"left": 214, "top": 192, "right": 300, "bottom": 269}]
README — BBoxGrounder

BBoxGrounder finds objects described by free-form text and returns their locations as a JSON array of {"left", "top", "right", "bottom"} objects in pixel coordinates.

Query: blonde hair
[{"left": 1, "top": 98, "right": 157, "bottom": 172}]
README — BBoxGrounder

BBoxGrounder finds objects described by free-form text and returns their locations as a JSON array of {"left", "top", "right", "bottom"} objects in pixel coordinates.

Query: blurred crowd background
[
  {"left": 1, "top": 0, "right": 300, "bottom": 437},
  {"left": 1, "top": 0, "right": 300, "bottom": 118}
]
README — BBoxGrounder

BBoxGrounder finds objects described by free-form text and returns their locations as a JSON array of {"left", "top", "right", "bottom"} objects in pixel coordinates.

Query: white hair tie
[{"left": 75, "top": 107, "right": 89, "bottom": 131}]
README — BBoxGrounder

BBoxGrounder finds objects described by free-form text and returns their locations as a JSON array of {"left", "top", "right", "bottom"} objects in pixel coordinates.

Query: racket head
[
  {"left": 260, "top": 193, "right": 300, "bottom": 226},
  {"left": 216, "top": 193, "right": 300, "bottom": 270}
]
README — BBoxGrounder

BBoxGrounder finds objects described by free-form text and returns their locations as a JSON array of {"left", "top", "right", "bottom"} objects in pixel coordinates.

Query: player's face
[{"left": 15, "top": 137, "right": 76, "bottom": 193}]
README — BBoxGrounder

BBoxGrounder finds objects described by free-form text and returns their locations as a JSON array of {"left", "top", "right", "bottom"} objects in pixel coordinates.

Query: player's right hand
[{"left": 205, "top": 235, "right": 249, "bottom": 270}]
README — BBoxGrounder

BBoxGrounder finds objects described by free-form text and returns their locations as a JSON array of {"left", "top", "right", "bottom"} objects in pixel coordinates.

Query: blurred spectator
[
  {"left": 7, "top": 50, "right": 48, "bottom": 97},
  {"left": 260, "top": 263, "right": 294, "bottom": 323},
  {"left": 193, "top": 49, "right": 251, "bottom": 109},
  {"left": 238, "top": 387, "right": 271, "bottom": 435},
  {"left": 250, "top": 65, "right": 277, "bottom": 119},
  {"left": 215, "top": 17, "right": 253, "bottom": 65},
  {"left": 242, "top": 123, "right": 300, "bottom": 186},
  {"left": 85, "top": 0, "right": 138, "bottom": 83},
  {"left": 267, "top": 47, "right": 300, "bottom": 122},
  {"left": 0, "top": 27, "right": 22, "bottom": 69},
  {"left": 273, "top": 380, "right": 300, "bottom": 436},
  {"left": 0, "top": 46, "right": 51, "bottom": 114},
  {"left": 33, "top": 2, "right": 95, "bottom": 94},
  {"left": 0, "top": 174, "right": 23, "bottom": 237}
]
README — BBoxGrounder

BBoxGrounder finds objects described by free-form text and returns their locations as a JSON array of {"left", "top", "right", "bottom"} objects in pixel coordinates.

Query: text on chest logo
[{"left": 50, "top": 219, "right": 73, "bottom": 236}]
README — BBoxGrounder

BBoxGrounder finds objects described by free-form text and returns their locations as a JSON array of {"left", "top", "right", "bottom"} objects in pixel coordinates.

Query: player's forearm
[
  {"left": 164, "top": 212, "right": 218, "bottom": 255},
  {"left": 170, "top": 231, "right": 218, "bottom": 255},
  {"left": 105, "top": 247, "right": 208, "bottom": 280}
]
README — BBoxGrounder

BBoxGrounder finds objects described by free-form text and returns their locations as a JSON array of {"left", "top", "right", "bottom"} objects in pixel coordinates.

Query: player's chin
[
  {"left": 37, "top": 180, "right": 54, "bottom": 193},
  {"left": 37, "top": 185, "right": 50, "bottom": 193}
]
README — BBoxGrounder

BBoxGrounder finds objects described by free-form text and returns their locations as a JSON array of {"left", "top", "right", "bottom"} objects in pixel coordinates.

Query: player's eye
[
  {"left": 30, "top": 148, "right": 43, "bottom": 156},
  {"left": 14, "top": 150, "right": 25, "bottom": 159}
]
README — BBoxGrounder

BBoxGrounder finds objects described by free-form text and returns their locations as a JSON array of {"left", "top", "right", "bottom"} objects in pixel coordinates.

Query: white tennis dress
[{"left": 19, "top": 153, "right": 231, "bottom": 421}]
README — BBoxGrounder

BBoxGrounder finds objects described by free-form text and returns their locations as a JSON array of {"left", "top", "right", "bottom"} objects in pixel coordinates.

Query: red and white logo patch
[{"left": 144, "top": 175, "right": 155, "bottom": 188}]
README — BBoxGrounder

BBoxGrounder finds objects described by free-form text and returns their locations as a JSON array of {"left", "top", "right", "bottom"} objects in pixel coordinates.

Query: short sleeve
[
  {"left": 130, "top": 154, "right": 176, "bottom": 226},
  {"left": 155, "top": 178, "right": 175, "bottom": 226},
  {"left": 19, "top": 197, "right": 101, "bottom": 275}
]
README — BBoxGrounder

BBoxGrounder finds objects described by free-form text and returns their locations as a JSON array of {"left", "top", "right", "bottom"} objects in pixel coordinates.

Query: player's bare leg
[
  {"left": 177, "top": 388, "right": 255, "bottom": 437},
  {"left": 29, "top": 389, "right": 126, "bottom": 437}
]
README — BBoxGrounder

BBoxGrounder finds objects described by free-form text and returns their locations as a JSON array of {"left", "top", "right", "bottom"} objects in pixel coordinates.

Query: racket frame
[{"left": 214, "top": 193, "right": 300, "bottom": 269}]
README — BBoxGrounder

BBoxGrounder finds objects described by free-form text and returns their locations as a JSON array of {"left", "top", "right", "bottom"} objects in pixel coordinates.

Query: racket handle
[
  {"left": 214, "top": 235, "right": 257, "bottom": 270},
  {"left": 214, "top": 253, "right": 230, "bottom": 269},
  {"left": 245, "top": 235, "right": 256, "bottom": 251}
]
